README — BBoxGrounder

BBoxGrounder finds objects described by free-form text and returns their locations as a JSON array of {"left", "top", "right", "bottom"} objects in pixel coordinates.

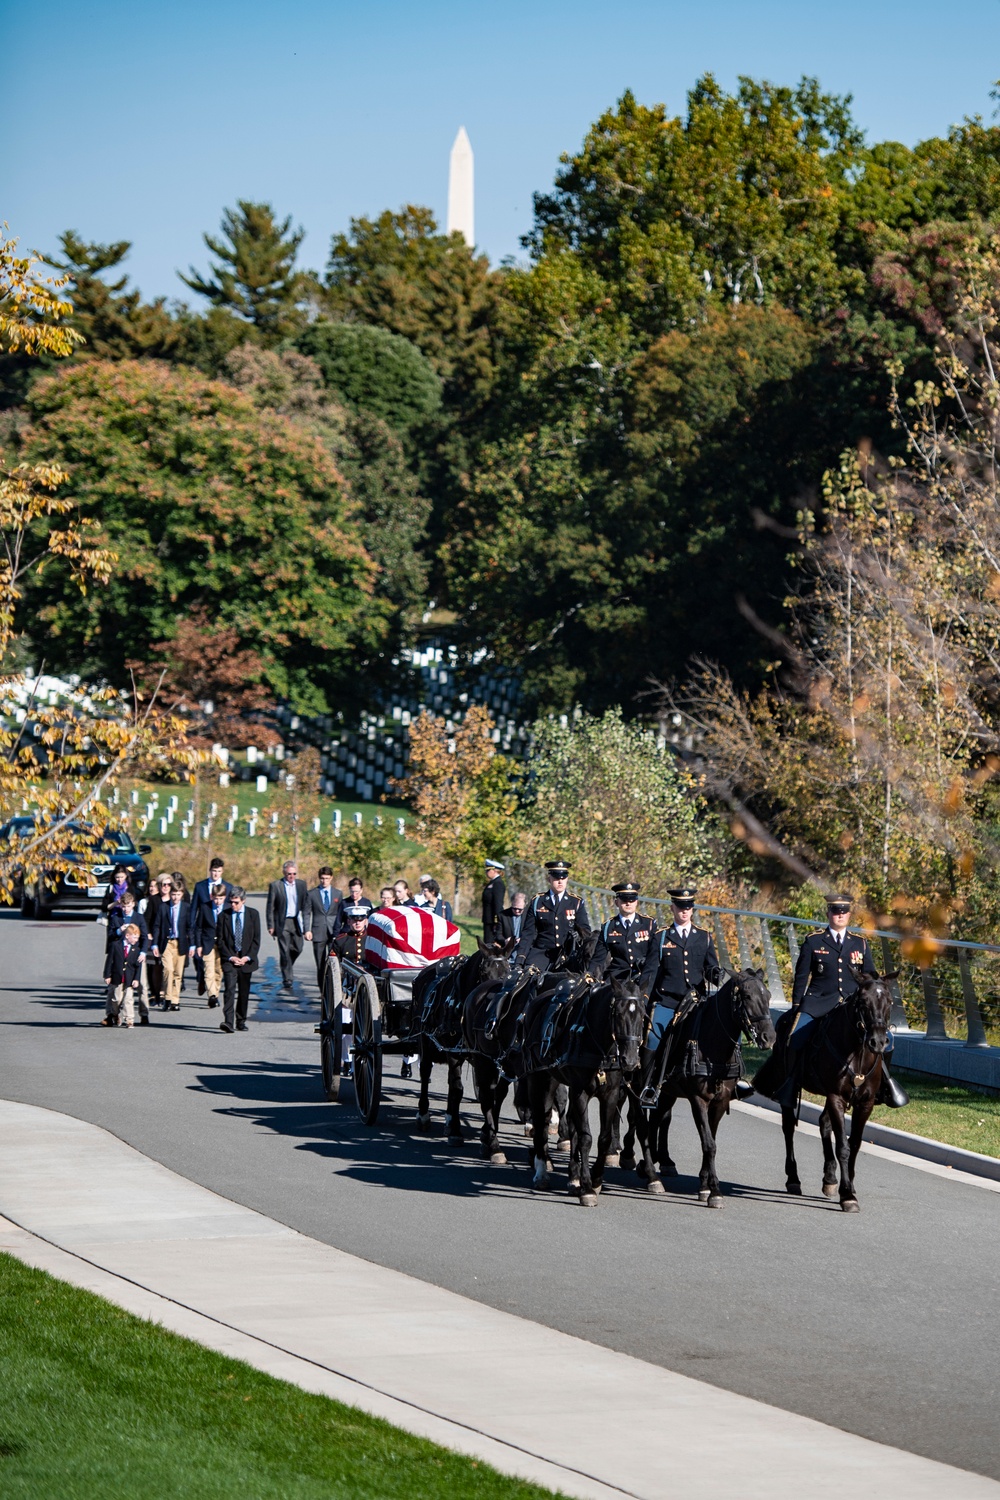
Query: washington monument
[{"left": 447, "top": 126, "right": 474, "bottom": 247}]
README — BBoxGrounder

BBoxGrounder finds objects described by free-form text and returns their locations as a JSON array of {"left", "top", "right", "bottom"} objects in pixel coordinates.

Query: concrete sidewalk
[{"left": 0, "top": 1100, "right": 995, "bottom": 1500}]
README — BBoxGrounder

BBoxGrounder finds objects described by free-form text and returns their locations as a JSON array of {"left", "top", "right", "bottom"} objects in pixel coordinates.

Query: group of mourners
[
  {"left": 477, "top": 858, "right": 908, "bottom": 1110},
  {"left": 98, "top": 857, "right": 455, "bottom": 1040}
]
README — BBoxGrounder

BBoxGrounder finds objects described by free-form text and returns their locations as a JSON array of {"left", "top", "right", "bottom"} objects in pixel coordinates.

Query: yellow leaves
[
  {"left": 941, "top": 778, "right": 964, "bottom": 816},
  {"left": 0, "top": 230, "right": 83, "bottom": 357},
  {"left": 901, "top": 932, "right": 943, "bottom": 970}
]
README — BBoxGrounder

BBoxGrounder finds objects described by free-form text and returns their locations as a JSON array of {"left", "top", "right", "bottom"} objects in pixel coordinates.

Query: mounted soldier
[
  {"left": 514, "top": 860, "right": 591, "bottom": 973},
  {"left": 589, "top": 881, "right": 658, "bottom": 983},
  {"left": 755, "top": 895, "right": 908, "bottom": 1109},
  {"left": 636, "top": 885, "right": 720, "bottom": 1108}
]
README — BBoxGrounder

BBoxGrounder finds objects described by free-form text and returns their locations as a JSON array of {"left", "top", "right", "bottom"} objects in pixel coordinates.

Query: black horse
[
  {"left": 527, "top": 977, "right": 645, "bottom": 1205},
  {"left": 770, "top": 970, "right": 896, "bottom": 1211},
  {"left": 632, "top": 968, "right": 775, "bottom": 1208},
  {"left": 415, "top": 939, "right": 515, "bottom": 1140},
  {"left": 464, "top": 928, "right": 598, "bottom": 1163}
]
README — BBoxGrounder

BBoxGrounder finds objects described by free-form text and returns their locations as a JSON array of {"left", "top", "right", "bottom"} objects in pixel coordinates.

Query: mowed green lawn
[{"left": 0, "top": 1255, "right": 559, "bottom": 1500}]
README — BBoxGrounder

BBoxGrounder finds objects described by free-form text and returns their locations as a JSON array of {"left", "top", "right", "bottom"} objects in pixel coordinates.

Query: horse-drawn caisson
[{"left": 317, "top": 878, "right": 907, "bottom": 1210}]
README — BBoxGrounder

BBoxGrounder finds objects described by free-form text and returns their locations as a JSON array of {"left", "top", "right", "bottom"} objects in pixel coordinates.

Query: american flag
[{"left": 364, "top": 905, "right": 461, "bottom": 971}]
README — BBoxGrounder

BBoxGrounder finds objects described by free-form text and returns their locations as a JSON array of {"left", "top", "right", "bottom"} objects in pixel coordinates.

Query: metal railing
[{"left": 507, "top": 862, "right": 997, "bottom": 1049}]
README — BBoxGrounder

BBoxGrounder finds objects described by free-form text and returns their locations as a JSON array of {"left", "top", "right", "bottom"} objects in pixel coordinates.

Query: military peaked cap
[
  {"left": 612, "top": 882, "right": 641, "bottom": 898},
  {"left": 826, "top": 893, "right": 853, "bottom": 913},
  {"left": 668, "top": 886, "right": 697, "bottom": 904},
  {"left": 485, "top": 859, "right": 505, "bottom": 871},
  {"left": 344, "top": 905, "right": 370, "bottom": 919},
  {"left": 545, "top": 860, "right": 571, "bottom": 877}
]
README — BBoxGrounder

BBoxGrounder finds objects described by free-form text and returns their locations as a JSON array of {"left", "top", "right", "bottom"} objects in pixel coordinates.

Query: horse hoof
[
  {"left": 698, "top": 1189, "right": 711, "bottom": 1203},
  {"left": 647, "top": 1178, "right": 665, "bottom": 1195},
  {"left": 592, "top": 1183, "right": 602, "bottom": 1196},
  {"left": 619, "top": 1153, "right": 636, "bottom": 1172},
  {"left": 606, "top": 1152, "right": 620, "bottom": 1167},
  {"left": 416, "top": 1114, "right": 432, "bottom": 1135},
  {"left": 490, "top": 1151, "right": 507, "bottom": 1166},
  {"left": 524, "top": 1124, "right": 533, "bottom": 1137},
  {"left": 662, "top": 1159, "right": 679, "bottom": 1178},
  {"left": 556, "top": 1138, "right": 572, "bottom": 1154},
  {"left": 841, "top": 1198, "right": 860, "bottom": 1213},
  {"left": 580, "top": 1192, "right": 599, "bottom": 1208},
  {"left": 532, "top": 1177, "right": 551, "bottom": 1191},
  {"left": 786, "top": 1182, "right": 803, "bottom": 1196},
  {"left": 822, "top": 1182, "right": 838, "bottom": 1198},
  {"left": 448, "top": 1133, "right": 464, "bottom": 1145},
  {"left": 707, "top": 1195, "right": 724, "bottom": 1210}
]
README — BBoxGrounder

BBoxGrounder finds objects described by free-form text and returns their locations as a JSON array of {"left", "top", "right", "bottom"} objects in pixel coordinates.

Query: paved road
[{"left": 2, "top": 905, "right": 997, "bottom": 1480}]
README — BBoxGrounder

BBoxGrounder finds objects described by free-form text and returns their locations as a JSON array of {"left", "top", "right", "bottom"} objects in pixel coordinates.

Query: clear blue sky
[{"left": 7, "top": 1, "right": 1000, "bottom": 302}]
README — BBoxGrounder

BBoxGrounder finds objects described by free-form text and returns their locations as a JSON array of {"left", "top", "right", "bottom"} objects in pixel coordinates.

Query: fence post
[
  {"left": 712, "top": 913, "right": 732, "bottom": 970},
  {"left": 879, "top": 936, "right": 908, "bottom": 1030},
  {"left": 785, "top": 923, "right": 800, "bottom": 971},
  {"left": 958, "top": 954, "right": 989, "bottom": 1049},
  {"left": 920, "top": 970, "right": 948, "bottom": 1041},
  {"left": 760, "top": 919, "right": 786, "bottom": 1004},
  {"left": 734, "top": 913, "right": 753, "bottom": 971}
]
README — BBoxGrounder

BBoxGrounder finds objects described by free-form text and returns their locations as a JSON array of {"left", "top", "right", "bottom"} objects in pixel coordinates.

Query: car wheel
[
  {"left": 20, "top": 885, "right": 36, "bottom": 919},
  {"left": 34, "top": 883, "right": 53, "bottom": 919}
]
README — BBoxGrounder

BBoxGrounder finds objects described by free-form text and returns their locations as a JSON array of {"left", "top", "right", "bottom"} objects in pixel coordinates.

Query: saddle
[
  {"left": 503, "top": 980, "right": 579, "bottom": 1078},
  {"left": 483, "top": 969, "right": 531, "bottom": 1041}
]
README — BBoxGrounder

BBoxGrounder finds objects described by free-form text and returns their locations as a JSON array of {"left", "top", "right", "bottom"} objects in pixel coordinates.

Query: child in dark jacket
[{"left": 102, "top": 923, "right": 146, "bottom": 1027}]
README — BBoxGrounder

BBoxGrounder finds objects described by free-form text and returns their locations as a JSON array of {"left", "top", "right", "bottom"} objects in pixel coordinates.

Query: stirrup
[
  {"left": 735, "top": 1079, "right": 754, "bottom": 1099},
  {"left": 639, "top": 1085, "right": 659, "bottom": 1110}
]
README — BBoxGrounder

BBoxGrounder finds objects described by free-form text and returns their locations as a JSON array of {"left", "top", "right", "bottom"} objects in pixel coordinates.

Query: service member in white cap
[{"left": 481, "top": 859, "right": 506, "bottom": 946}]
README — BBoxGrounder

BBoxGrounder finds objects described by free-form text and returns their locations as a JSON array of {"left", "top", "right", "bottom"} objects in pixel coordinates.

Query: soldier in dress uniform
[
  {"left": 481, "top": 859, "right": 506, "bottom": 946},
  {"left": 637, "top": 885, "right": 721, "bottom": 1106},
  {"left": 332, "top": 904, "right": 371, "bottom": 969},
  {"left": 765, "top": 895, "right": 908, "bottom": 1108},
  {"left": 589, "top": 882, "right": 657, "bottom": 982},
  {"left": 514, "top": 860, "right": 591, "bottom": 971}
]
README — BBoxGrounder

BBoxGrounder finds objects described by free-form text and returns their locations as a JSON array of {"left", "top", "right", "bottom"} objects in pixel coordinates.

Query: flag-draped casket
[{"left": 364, "top": 906, "right": 461, "bottom": 975}]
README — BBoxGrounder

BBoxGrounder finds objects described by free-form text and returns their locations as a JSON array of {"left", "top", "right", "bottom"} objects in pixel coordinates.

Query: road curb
[{"left": 740, "top": 1093, "right": 1000, "bottom": 1182}]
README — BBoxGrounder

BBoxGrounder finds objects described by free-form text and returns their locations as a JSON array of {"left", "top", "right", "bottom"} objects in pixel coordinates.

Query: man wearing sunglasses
[
  {"left": 637, "top": 885, "right": 721, "bottom": 1107},
  {"left": 589, "top": 881, "right": 657, "bottom": 982}
]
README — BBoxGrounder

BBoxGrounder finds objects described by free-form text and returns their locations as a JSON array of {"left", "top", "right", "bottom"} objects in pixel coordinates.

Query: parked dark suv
[{"left": 0, "top": 817, "right": 153, "bottom": 918}]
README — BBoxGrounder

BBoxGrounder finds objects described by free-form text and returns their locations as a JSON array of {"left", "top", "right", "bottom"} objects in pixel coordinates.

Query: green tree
[
  {"left": 181, "top": 201, "right": 309, "bottom": 342},
  {"left": 223, "top": 343, "right": 430, "bottom": 625},
  {"left": 45, "top": 231, "right": 180, "bottom": 360},
  {"left": 18, "top": 359, "right": 387, "bottom": 711},
  {"left": 517, "top": 708, "right": 714, "bottom": 892},
  {"left": 293, "top": 320, "right": 440, "bottom": 438},
  {"left": 323, "top": 207, "right": 499, "bottom": 409}
]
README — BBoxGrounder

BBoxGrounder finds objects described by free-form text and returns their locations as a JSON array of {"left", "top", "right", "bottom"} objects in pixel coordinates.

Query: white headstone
[
  {"left": 332, "top": 809, "right": 342, "bottom": 835},
  {"left": 231, "top": 804, "right": 239, "bottom": 820},
  {"left": 397, "top": 817, "right": 405, "bottom": 836},
  {"left": 354, "top": 812, "right": 363, "bottom": 826},
  {"left": 256, "top": 774, "right": 267, "bottom": 793},
  {"left": 159, "top": 817, "right": 168, "bottom": 835},
  {"left": 246, "top": 746, "right": 257, "bottom": 765},
  {"left": 312, "top": 816, "right": 321, "bottom": 834},
  {"left": 448, "top": 126, "right": 474, "bottom": 247}
]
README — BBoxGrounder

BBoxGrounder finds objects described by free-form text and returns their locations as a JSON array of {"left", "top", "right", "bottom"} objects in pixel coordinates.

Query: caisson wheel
[
  {"left": 352, "top": 973, "right": 382, "bottom": 1126},
  {"left": 320, "top": 956, "right": 344, "bottom": 1101}
]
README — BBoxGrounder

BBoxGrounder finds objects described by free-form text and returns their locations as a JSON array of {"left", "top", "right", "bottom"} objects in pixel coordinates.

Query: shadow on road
[{"left": 181, "top": 1056, "right": 832, "bottom": 1213}]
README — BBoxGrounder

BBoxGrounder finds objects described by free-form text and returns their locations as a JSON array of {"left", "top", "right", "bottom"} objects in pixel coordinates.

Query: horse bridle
[{"left": 715, "top": 969, "right": 769, "bottom": 1049}]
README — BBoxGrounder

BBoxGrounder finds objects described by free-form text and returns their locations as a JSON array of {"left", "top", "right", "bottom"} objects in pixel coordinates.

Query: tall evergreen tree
[
  {"left": 181, "top": 201, "right": 309, "bottom": 342},
  {"left": 45, "top": 232, "right": 181, "bottom": 360}
]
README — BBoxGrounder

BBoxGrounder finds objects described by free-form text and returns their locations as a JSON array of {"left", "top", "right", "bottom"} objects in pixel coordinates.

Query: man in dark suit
[
  {"left": 151, "top": 886, "right": 192, "bottom": 1012},
  {"left": 190, "top": 858, "right": 232, "bottom": 994},
  {"left": 305, "top": 867, "right": 343, "bottom": 986},
  {"left": 481, "top": 859, "right": 506, "bottom": 945},
  {"left": 499, "top": 892, "right": 527, "bottom": 944},
  {"left": 637, "top": 885, "right": 720, "bottom": 1106},
  {"left": 195, "top": 882, "right": 229, "bottom": 1008},
  {"left": 266, "top": 860, "right": 308, "bottom": 990},
  {"left": 142, "top": 873, "right": 173, "bottom": 1005},
  {"left": 216, "top": 886, "right": 261, "bottom": 1033}
]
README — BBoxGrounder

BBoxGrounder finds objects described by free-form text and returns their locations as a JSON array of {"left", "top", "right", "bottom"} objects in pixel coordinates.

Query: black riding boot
[
  {"left": 875, "top": 1061, "right": 909, "bottom": 1108},
  {"left": 773, "top": 1052, "right": 803, "bottom": 1109}
]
